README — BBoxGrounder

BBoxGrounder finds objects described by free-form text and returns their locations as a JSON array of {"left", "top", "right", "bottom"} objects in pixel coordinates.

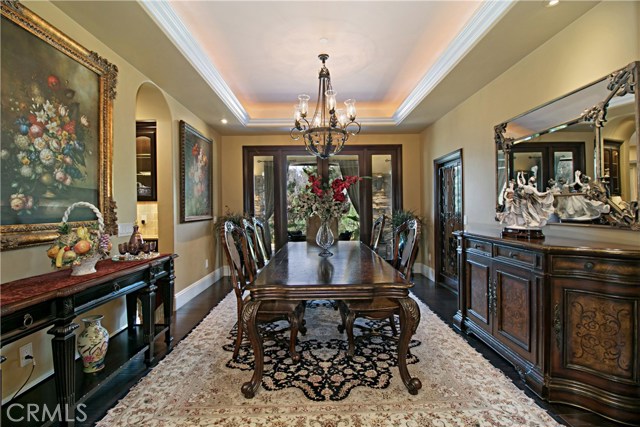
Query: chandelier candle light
[{"left": 291, "top": 54, "right": 361, "bottom": 159}]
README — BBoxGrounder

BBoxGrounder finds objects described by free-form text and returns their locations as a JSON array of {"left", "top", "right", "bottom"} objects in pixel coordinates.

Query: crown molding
[
  {"left": 141, "top": 0, "right": 513, "bottom": 130},
  {"left": 139, "top": 0, "right": 249, "bottom": 124},
  {"left": 394, "top": 0, "right": 515, "bottom": 123}
]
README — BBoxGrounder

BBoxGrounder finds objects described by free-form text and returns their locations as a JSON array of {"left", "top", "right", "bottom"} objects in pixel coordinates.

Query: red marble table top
[{"left": 1, "top": 254, "right": 173, "bottom": 315}]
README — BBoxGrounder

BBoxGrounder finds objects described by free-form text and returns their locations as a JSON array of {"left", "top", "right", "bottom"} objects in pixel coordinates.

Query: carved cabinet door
[
  {"left": 550, "top": 275, "right": 639, "bottom": 422},
  {"left": 492, "top": 261, "right": 538, "bottom": 365},
  {"left": 463, "top": 253, "right": 493, "bottom": 335}
]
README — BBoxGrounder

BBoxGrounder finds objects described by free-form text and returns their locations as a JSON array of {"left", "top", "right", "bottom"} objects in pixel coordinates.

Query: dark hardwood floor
[{"left": 8, "top": 275, "right": 624, "bottom": 426}]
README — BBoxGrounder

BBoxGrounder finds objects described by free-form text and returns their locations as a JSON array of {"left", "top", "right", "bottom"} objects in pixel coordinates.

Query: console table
[
  {"left": 455, "top": 226, "right": 639, "bottom": 425},
  {"left": 0, "top": 254, "right": 176, "bottom": 426}
]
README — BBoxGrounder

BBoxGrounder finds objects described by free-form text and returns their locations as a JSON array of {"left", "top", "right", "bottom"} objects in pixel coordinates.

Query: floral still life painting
[
  {"left": 0, "top": 2, "right": 118, "bottom": 250},
  {"left": 1, "top": 16, "right": 98, "bottom": 222},
  {"left": 179, "top": 120, "right": 213, "bottom": 222}
]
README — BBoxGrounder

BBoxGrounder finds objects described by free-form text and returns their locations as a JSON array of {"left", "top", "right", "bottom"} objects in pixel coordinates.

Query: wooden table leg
[
  {"left": 397, "top": 297, "right": 422, "bottom": 395},
  {"left": 158, "top": 271, "right": 175, "bottom": 348},
  {"left": 48, "top": 321, "right": 79, "bottom": 426},
  {"left": 240, "top": 300, "right": 262, "bottom": 398},
  {"left": 140, "top": 283, "right": 157, "bottom": 366}
]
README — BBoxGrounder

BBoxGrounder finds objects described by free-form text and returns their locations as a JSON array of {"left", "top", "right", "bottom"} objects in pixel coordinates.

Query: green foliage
[
  {"left": 57, "top": 222, "right": 70, "bottom": 235},
  {"left": 391, "top": 209, "right": 424, "bottom": 229},
  {"left": 214, "top": 206, "right": 249, "bottom": 232}
]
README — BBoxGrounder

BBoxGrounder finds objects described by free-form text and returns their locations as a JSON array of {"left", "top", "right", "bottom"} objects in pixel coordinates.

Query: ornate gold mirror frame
[{"left": 1, "top": 1, "right": 118, "bottom": 250}]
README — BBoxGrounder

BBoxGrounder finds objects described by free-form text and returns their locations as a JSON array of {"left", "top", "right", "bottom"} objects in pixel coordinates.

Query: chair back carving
[
  {"left": 252, "top": 217, "right": 271, "bottom": 266},
  {"left": 370, "top": 215, "right": 385, "bottom": 251},
  {"left": 392, "top": 219, "right": 420, "bottom": 279},
  {"left": 222, "top": 221, "right": 256, "bottom": 298},
  {"left": 241, "top": 218, "right": 263, "bottom": 270}
]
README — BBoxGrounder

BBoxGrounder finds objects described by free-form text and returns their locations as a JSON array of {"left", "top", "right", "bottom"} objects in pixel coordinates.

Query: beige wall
[
  {"left": 220, "top": 133, "right": 423, "bottom": 226},
  {"left": 421, "top": 1, "right": 640, "bottom": 272},
  {"left": 1, "top": 1, "right": 221, "bottom": 401}
]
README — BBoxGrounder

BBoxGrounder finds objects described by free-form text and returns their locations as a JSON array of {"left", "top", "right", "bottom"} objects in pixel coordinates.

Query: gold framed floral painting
[
  {"left": 1, "top": 2, "right": 118, "bottom": 250},
  {"left": 179, "top": 120, "right": 213, "bottom": 223}
]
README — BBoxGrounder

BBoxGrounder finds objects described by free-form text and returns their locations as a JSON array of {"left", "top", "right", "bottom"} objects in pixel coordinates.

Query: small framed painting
[{"left": 179, "top": 120, "right": 213, "bottom": 222}]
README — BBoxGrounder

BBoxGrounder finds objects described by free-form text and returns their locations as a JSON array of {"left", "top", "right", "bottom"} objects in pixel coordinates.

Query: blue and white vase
[{"left": 77, "top": 315, "right": 109, "bottom": 373}]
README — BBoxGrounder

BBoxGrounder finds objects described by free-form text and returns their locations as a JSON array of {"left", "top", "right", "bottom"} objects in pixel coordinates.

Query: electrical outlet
[
  {"left": 205, "top": 259, "right": 209, "bottom": 269},
  {"left": 19, "top": 343, "right": 33, "bottom": 367}
]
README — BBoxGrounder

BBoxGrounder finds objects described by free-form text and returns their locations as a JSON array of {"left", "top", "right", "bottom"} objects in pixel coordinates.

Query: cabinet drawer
[
  {"left": 1, "top": 300, "right": 56, "bottom": 345},
  {"left": 552, "top": 256, "right": 640, "bottom": 281},
  {"left": 466, "top": 238, "right": 492, "bottom": 255},
  {"left": 495, "top": 245, "right": 540, "bottom": 268}
]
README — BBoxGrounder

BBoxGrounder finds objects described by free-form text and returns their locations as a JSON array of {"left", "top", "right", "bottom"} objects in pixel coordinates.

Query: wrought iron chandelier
[{"left": 290, "top": 54, "right": 361, "bottom": 159}]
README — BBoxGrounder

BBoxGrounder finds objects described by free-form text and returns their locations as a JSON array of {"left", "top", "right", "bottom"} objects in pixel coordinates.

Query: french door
[{"left": 243, "top": 145, "right": 402, "bottom": 252}]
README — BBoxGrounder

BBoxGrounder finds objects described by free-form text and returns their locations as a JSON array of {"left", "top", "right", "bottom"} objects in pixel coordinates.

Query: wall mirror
[{"left": 495, "top": 61, "right": 639, "bottom": 231}]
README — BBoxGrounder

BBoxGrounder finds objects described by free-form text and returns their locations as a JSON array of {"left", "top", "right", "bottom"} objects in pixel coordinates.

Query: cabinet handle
[
  {"left": 584, "top": 262, "right": 594, "bottom": 271},
  {"left": 491, "top": 280, "right": 498, "bottom": 315},
  {"left": 487, "top": 287, "right": 493, "bottom": 315},
  {"left": 553, "top": 303, "right": 562, "bottom": 348},
  {"left": 113, "top": 282, "right": 121, "bottom": 292},
  {"left": 508, "top": 251, "right": 517, "bottom": 258}
]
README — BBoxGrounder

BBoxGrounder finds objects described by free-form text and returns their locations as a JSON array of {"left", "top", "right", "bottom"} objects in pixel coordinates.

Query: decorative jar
[{"left": 77, "top": 315, "right": 109, "bottom": 373}]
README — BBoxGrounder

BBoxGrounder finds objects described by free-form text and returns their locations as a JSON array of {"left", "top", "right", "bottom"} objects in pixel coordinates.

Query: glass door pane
[
  {"left": 286, "top": 155, "right": 318, "bottom": 240},
  {"left": 329, "top": 155, "right": 360, "bottom": 241},
  {"left": 554, "top": 151, "right": 574, "bottom": 184},
  {"left": 253, "top": 156, "right": 275, "bottom": 252},
  {"left": 372, "top": 154, "right": 393, "bottom": 258},
  {"left": 513, "top": 151, "right": 543, "bottom": 192}
]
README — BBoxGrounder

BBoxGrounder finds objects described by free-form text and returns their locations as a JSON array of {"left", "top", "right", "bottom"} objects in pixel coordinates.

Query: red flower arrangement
[{"left": 291, "top": 174, "right": 361, "bottom": 222}]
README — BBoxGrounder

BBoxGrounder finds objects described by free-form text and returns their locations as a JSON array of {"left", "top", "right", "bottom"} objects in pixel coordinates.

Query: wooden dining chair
[
  {"left": 242, "top": 218, "right": 265, "bottom": 270},
  {"left": 338, "top": 219, "right": 421, "bottom": 357},
  {"left": 222, "top": 221, "right": 306, "bottom": 362},
  {"left": 370, "top": 215, "right": 385, "bottom": 252},
  {"left": 252, "top": 217, "right": 271, "bottom": 267}
]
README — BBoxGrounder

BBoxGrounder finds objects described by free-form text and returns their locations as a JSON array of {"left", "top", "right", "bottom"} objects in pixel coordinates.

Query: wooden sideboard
[
  {"left": 0, "top": 254, "right": 176, "bottom": 426},
  {"left": 454, "top": 227, "right": 640, "bottom": 425}
]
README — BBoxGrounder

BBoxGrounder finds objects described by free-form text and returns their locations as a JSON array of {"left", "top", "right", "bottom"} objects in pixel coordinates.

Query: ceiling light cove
[{"left": 143, "top": 1, "right": 514, "bottom": 130}]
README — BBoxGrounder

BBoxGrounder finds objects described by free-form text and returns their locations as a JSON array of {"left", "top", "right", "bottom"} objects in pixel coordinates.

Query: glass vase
[{"left": 315, "top": 218, "right": 334, "bottom": 257}]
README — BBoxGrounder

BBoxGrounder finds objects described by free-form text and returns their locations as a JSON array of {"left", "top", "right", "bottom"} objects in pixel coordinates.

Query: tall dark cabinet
[
  {"left": 136, "top": 120, "right": 157, "bottom": 201},
  {"left": 455, "top": 226, "right": 640, "bottom": 425}
]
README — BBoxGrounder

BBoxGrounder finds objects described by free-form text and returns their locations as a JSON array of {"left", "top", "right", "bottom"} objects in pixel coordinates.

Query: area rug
[
  {"left": 97, "top": 293, "right": 561, "bottom": 426},
  {"left": 223, "top": 300, "right": 422, "bottom": 401}
]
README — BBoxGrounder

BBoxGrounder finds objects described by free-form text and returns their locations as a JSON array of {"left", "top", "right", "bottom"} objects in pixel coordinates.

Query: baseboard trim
[
  {"left": 175, "top": 267, "right": 225, "bottom": 310},
  {"left": 414, "top": 263, "right": 435, "bottom": 281}
]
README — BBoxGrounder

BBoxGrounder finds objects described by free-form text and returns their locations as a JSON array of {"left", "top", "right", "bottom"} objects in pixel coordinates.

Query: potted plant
[{"left": 213, "top": 206, "right": 249, "bottom": 233}]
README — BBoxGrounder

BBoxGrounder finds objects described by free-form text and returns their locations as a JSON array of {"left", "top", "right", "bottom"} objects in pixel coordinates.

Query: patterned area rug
[
  {"left": 97, "top": 293, "right": 561, "bottom": 426},
  {"left": 223, "top": 300, "right": 421, "bottom": 401}
]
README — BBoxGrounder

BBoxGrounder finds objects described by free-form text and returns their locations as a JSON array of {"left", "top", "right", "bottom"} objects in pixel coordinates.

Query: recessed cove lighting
[
  {"left": 546, "top": 0, "right": 559, "bottom": 7},
  {"left": 220, "top": 118, "right": 228, "bottom": 124}
]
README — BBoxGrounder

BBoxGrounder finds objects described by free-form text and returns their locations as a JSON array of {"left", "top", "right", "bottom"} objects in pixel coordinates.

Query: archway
[{"left": 135, "top": 82, "right": 174, "bottom": 254}]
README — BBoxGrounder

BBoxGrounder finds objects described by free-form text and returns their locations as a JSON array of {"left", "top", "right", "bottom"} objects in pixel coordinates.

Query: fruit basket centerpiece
[{"left": 47, "top": 201, "right": 111, "bottom": 276}]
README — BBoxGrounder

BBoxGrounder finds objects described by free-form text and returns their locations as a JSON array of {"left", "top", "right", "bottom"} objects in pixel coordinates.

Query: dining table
[{"left": 240, "top": 241, "right": 422, "bottom": 398}]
